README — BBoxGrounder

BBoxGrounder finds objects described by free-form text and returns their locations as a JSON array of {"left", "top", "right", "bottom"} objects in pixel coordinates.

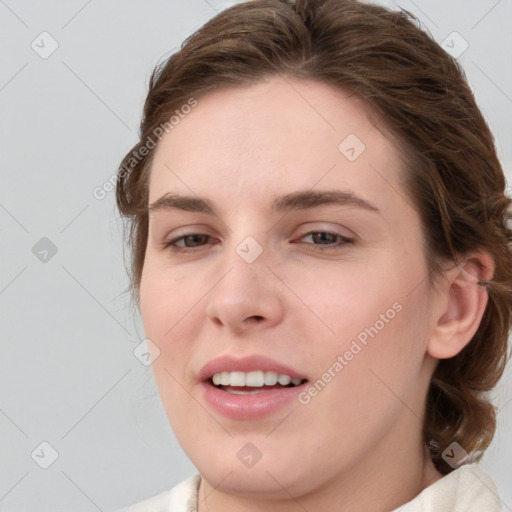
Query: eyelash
[{"left": 161, "top": 231, "right": 354, "bottom": 253}]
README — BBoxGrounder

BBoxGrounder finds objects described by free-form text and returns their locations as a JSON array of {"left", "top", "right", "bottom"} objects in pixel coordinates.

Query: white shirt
[{"left": 115, "top": 462, "right": 502, "bottom": 512}]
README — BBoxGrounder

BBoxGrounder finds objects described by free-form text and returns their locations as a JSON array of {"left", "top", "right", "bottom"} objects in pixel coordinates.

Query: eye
[
  {"left": 162, "top": 233, "right": 216, "bottom": 253},
  {"left": 297, "top": 231, "right": 354, "bottom": 250},
  {"left": 162, "top": 230, "right": 354, "bottom": 254}
]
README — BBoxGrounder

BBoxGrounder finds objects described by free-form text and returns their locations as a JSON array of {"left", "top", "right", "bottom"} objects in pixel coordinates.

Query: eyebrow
[{"left": 147, "top": 190, "right": 380, "bottom": 216}]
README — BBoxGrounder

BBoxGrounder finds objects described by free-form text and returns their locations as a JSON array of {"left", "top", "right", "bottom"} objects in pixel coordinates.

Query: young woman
[{"left": 114, "top": 0, "right": 511, "bottom": 510}]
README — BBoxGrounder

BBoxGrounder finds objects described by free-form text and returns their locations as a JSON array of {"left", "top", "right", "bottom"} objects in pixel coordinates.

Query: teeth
[
  {"left": 211, "top": 370, "right": 304, "bottom": 388},
  {"left": 230, "top": 371, "right": 245, "bottom": 387},
  {"left": 277, "top": 374, "right": 291, "bottom": 386},
  {"left": 245, "top": 371, "right": 264, "bottom": 387},
  {"left": 264, "top": 371, "right": 278, "bottom": 386}
]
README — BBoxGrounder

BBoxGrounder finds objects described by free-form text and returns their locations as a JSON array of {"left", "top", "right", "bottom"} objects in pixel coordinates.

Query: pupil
[
  {"left": 313, "top": 232, "right": 336, "bottom": 244},
  {"left": 186, "top": 234, "right": 207, "bottom": 247}
]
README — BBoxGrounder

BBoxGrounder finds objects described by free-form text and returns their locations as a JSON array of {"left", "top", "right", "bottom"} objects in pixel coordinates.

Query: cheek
[
  {"left": 294, "top": 252, "right": 431, "bottom": 393},
  {"left": 139, "top": 266, "right": 203, "bottom": 429},
  {"left": 139, "top": 264, "right": 204, "bottom": 407},
  {"left": 139, "top": 261, "right": 203, "bottom": 341},
  {"left": 333, "top": 294, "right": 430, "bottom": 422},
  {"left": 278, "top": 255, "right": 408, "bottom": 346},
  {"left": 295, "top": 296, "right": 431, "bottom": 459}
]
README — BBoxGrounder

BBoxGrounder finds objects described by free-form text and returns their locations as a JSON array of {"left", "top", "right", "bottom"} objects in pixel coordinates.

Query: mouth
[
  {"left": 208, "top": 370, "right": 308, "bottom": 394},
  {"left": 198, "top": 355, "right": 309, "bottom": 419}
]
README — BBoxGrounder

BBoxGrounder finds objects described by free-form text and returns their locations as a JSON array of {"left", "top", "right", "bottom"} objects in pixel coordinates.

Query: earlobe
[{"left": 427, "top": 251, "right": 494, "bottom": 360}]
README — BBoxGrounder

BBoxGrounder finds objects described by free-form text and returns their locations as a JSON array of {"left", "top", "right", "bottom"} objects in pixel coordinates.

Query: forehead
[{"left": 148, "top": 75, "right": 408, "bottom": 214}]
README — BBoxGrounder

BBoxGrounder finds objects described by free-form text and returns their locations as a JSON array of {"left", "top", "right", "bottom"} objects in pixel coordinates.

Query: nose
[{"left": 204, "top": 240, "right": 285, "bottom": 335}]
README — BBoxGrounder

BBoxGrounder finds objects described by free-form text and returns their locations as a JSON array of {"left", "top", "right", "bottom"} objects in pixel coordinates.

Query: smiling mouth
[{"left": 208, "top": 370, "right": 308, "bottom": 394}]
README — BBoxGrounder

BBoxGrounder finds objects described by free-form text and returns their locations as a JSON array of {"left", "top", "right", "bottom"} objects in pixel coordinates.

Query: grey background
[{"left": 1, "top": 1, "right": 511, "bottom": 511}]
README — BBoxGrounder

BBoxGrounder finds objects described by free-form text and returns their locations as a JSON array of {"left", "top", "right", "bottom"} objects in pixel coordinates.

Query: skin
[{"left": 139, "top": 75, "right": 492, "bottom": 512}]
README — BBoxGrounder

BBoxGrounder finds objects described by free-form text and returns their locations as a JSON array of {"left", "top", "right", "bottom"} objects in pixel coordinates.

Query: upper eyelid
[
  {"left": 166, "top": 226, "right": 351, "bottom": 238},
  {"left": 162, "top": 220, "right": 356, "bottom": 237}
]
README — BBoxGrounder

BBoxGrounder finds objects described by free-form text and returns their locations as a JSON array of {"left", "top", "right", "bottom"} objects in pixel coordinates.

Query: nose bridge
[
  {"left": 214, "top": 233, "right": 269, "bottom": 302},
  {"left": 204, "top": 232, "right": 284, "bottom": 329},
  {"left": 218, "top": 206, "right": 270, "bottom": 279}
]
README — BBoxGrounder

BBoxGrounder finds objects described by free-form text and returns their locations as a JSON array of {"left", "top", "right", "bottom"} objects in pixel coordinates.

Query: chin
[{"left": 198, "top": 462, "right": 305, "bottom": 499}]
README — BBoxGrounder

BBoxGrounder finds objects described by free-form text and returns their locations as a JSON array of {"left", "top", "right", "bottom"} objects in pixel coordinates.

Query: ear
[{"left": 427, "top": 250, "right": 495, "bottom": 360}]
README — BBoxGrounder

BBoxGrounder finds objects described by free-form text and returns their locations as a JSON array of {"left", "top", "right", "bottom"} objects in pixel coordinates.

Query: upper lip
[{"left": 198, "top": 354, "right": 308, "bottom": 383}]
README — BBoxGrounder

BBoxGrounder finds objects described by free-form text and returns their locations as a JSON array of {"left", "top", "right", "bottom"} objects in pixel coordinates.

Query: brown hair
[{"left": 116, "top": 0, "right": 512, "bottom": 474}]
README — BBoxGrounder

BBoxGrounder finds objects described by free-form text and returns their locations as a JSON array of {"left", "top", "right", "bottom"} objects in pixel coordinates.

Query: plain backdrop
[{"left": 1, "top": 1, "right": 511, "bottom": 511}]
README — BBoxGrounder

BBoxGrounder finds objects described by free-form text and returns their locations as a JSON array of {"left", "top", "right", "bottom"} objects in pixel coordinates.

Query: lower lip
[{"left": 199, "top": 381, "right": 307, "bottom": 420}]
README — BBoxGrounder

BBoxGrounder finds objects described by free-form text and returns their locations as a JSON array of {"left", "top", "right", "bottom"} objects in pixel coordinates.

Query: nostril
[{"left": 242, "top": 315, "right": 264, "bottom": 323}]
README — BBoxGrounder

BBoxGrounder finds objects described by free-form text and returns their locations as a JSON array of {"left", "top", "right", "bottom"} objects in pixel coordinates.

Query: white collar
[{"left": 134, "top": 462, "right": 501, "bottom": 512}]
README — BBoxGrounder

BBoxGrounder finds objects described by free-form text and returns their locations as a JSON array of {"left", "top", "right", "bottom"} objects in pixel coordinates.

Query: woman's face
[{"left": 140, "top": 76, "right": 439, "bottom": 498}]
